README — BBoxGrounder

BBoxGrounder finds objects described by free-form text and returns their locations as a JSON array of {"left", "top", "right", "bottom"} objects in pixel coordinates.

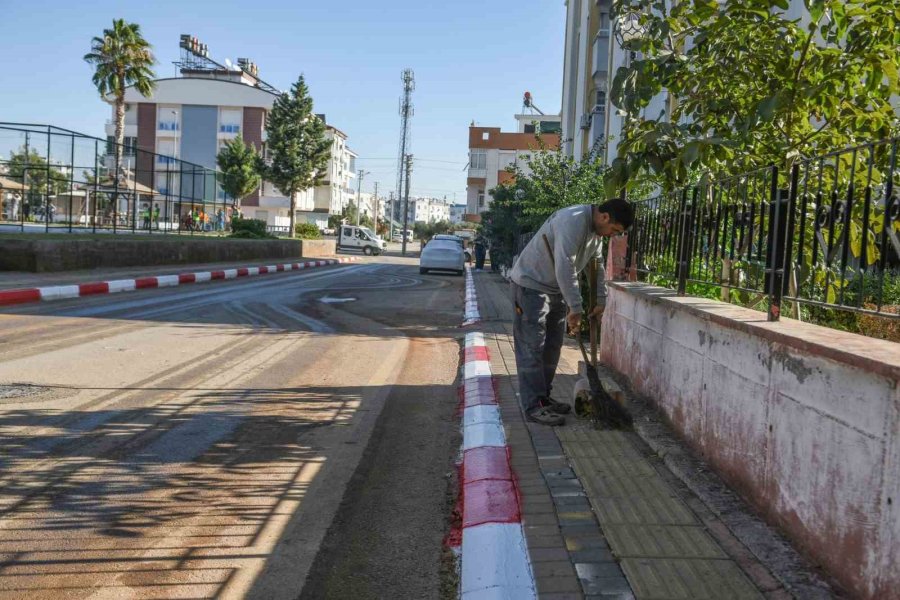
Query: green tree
[
  {"left": 84, "top": 19, "right": 156, "bottom": 173},
  {"left": 216, "top": 137, "right": 262, "bottom": 208},
  {"left": 7, "top": 149, "right": 69, "bottom": 215},
  {"left": 607, "top": 0, "right": 900, "bottom": 192},
  {"left": 342, "top": 200, "right": 374, "bottom": 229},
  {"left": 264, "top": 75, "right": 331, "bottom": 238}
]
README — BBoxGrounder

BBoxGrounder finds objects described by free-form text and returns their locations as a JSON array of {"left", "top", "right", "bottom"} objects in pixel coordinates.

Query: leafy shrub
[
  {"left": 295, "top": 223, "right": 323, "bottom": 239},
  {"left": 230, "top": 218, "right": 273, "bottom": 239}
]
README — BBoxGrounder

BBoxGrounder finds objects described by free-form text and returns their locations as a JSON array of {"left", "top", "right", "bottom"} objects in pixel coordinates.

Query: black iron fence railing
[
  {"left": 0, "top": 122, "right": 237, "bottom": 235},
  {"left": 625, "top": 137, "right": 900, "bottom": 322}
]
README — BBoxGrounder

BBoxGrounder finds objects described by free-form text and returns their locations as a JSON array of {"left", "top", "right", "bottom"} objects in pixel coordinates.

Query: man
[{"left": 509, "top": 199, "right": 634, "bottom": 426}]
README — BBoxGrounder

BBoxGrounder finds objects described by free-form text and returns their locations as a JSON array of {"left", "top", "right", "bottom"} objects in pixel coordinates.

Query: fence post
[
  {"left": 765, "top": 165, "right": 786, "bottom": 321},
  {"left": 676, "top": 187, "right": 695, "bottom": 296}
]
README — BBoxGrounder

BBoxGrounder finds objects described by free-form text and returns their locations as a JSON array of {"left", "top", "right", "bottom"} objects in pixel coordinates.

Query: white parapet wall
[{"left": 600, "top": 282, "right": 899, "bottom": 600}]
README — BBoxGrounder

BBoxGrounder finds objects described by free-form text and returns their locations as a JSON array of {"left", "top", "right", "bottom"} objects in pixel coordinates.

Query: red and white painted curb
[
  {"left": 456, "top": 266, "right": 536, "bottom": 599},
  {"left": 0, "top": 257, "right": 360, "bottom": 307},
  {"left": 464, "top": 266, "right": 481, "bottom": 325}
]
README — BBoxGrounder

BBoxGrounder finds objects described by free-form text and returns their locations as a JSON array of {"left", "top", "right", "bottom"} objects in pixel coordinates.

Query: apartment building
[
  {"left": 560, "top": 0, "right": 614, "bottom": 162},
  {"left": 465, "top": 110, "right": 560, "bottom": 216},
  {"left": 108, "top": 36, "right": 354, "bottom": 228}
]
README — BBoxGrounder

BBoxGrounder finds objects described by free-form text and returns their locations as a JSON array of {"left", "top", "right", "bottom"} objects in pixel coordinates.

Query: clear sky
[{"left": 0, "top": 0, "right": 566, "bottom": 202}]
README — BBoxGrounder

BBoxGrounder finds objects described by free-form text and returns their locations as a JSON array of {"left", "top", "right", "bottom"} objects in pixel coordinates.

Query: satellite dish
[{"left": 224, "top": 58, "right": 233, "bottom": 69}]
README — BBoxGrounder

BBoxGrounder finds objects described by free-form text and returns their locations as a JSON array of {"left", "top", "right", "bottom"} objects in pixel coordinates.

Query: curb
[
  {"left": 0, "top": 257, "right": 361, "bottom": 307},
  {"left": 457, "top": 266, "right": 536, "bottom": 599}
]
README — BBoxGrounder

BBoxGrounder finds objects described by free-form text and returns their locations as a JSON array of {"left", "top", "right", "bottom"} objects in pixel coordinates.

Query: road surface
[{"left": 0, "top": 254, "right": 462, "bottom": 599}]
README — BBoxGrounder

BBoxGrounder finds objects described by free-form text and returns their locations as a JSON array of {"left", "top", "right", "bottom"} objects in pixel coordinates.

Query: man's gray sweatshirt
[{"left": 508, "top": 204, "right": 606, "bottom": 313}]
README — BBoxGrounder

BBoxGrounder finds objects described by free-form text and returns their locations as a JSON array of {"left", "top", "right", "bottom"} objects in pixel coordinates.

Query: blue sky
[{"left": 0, "top": 0, "right": 566, "bottom": 201}]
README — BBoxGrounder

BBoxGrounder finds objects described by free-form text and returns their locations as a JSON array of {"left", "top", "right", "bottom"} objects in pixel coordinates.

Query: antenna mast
[{"left": 393, "top": 69, "right": 415, "bottom": 239}]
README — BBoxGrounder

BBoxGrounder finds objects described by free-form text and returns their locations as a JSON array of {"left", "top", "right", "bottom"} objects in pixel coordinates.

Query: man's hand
[
  {"left": 589, "top": 305, "right": 605, "bottom": 322},
  {"left": 566, "top": 311, "right": 582, "bottom": 336}
]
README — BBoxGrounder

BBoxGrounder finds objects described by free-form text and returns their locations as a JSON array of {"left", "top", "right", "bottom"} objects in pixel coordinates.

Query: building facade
[
  {"left": 110, "top": 42, "right": 354, "bottom": 228},
  {"left": 466, "top": 111, "right": 560, "bottom": 216}
]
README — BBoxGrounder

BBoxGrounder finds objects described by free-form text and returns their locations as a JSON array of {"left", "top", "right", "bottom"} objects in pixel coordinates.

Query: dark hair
[{"left": 596, "top": 198, "right": 635, "bottom": 230}]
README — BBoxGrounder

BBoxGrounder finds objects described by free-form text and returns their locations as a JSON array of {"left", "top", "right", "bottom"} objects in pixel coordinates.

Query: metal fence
[
  {"left": 0, "top": 123, "right": 237, "bottom": 235},
  {"left": 625, "top": 137, "right": 900, "bottom": 322}
]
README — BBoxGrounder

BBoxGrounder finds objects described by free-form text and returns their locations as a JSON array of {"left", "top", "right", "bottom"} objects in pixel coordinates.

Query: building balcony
[
  {"left": 219, "top": 124, "right": 241, "bottom": 134},
  {"left": 468, "top": 167, "right": 487, "bottom": 179}
]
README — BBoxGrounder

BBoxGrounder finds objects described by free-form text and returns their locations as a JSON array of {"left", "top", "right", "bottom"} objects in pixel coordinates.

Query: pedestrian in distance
[
  {"left": 508, "top": 198, "right": 634, "bottom": 426},
  {"left": 474, "top": 235, "right": 487, "bottom": 271}
]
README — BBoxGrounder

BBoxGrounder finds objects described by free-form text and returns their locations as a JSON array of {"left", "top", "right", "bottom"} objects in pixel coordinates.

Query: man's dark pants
[{"left": 510, "top": 281, "right": 567, "bottom": 413}]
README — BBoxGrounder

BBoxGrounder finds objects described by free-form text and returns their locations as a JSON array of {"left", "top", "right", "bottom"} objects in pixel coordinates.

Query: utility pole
[
  {"left": 355, "top": 169, "right": 368, "bottom": 226},
  {"left": 401, "top": 154, "right": 413, "bottom": 256},
  {"left": 372, "top": 181, "right": 379, "bottom": 234},
  {"left": 388, "top": 191, "right": 395, "bottom": 240},
  {"left": 395, "top": 69, "right": 415, "bottom": 241}
]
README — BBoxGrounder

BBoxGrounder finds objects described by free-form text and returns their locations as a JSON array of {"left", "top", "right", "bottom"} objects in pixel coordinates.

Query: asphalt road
[{"left": 0, "top": 253, "right": 463, "bottom": 599}]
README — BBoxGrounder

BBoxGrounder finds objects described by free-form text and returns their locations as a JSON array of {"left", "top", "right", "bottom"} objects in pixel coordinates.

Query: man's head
[{"left": 592, "top": 198, "right": 635, "bottom": 237}]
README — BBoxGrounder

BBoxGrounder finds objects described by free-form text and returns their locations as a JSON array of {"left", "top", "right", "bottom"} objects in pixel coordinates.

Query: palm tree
[{"left": 84, "top": 19, "right": 156, "bottom": 176}]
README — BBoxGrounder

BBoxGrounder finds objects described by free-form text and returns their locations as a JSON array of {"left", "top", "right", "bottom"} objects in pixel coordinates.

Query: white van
[{"left": 338, "top": 225, "right": 387, "bottom": 256}]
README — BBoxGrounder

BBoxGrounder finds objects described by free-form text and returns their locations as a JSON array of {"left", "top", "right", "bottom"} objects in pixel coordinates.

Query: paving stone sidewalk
[{"left": 469, "top": 269, "right": 792, "bottom": 600}]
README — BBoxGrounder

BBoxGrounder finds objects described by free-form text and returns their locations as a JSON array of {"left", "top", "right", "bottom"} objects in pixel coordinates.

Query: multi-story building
[
  {"left": 560, "top": 0, "right": 614, "bottom": 163},
  {"left": 107, "top": 36, "right": 354, "bottom": 228},
  {"left": 449, "top": 203, "right": 467, "bottom": 224},
  {"left": 465, "top": 109, "right": 560, "bottom": 216}
]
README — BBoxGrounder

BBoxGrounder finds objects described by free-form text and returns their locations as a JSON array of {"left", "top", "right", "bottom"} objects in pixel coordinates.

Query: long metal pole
[
  {"left": 355, "top": 169, "right": 367, "bottom": 226},
  {"left": 373, "top": 181, "right": 379, "bottom": 234},
  {"left": 402, "top": 154, "right": 412, "bottom": 256}
]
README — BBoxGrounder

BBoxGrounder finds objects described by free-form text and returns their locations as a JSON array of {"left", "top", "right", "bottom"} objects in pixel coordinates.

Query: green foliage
[
  {"left": 264, "top": 75, "right": 331, "bottom": 238},
  {"left": 342, "top": 200, "right": 373, "bottom": 229},
  {"left": 6, "top": 149, "right": 68, "bottom": 197},
  {"left": 84, "top": 19, "right": 156, "bottom": 167},
  {"left": 294, "top": 222, "right": 322, "bottom": 239},
  {"left": 608, "top": 0, "right": 900, "bottom": 194},
  {"left": 229, "top": 217, "right": 273, "bottom": 239},
  {"left": 216, "top": 137, "right": 262, "bottom": 205},
  {"left": 414, "top": 220, "right": 453, "bottom": 240},
  {"left": 481, "top": 147, "right": 612, "bottom": 269},
  {"left": 327, "top": 214, "right": 343, "bottom": 229}
]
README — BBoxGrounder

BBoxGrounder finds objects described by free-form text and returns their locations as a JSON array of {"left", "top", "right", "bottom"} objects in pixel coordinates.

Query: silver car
[{"left": 419, "top": 240, "right": 465, "bottom": 276}]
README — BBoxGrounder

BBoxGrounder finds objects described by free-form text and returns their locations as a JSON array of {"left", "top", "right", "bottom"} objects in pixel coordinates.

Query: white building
[
  {"left": 449, "top": 203, "right": 467, "bottom": 224},
  {"left": 466, "top": 109, "right": 561, "bottom": 216},
  {"left": 108, "top": 36, "right": 356, "bottom": 229}
]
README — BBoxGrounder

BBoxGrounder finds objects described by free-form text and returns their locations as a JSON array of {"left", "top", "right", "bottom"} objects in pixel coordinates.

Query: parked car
[
  {"left": 432, "top": 234, "right": 473, "bottom": 262},
  {"left": 419, "top": 239, "right": 465, "bottom": 275},
  {"left": 338, "top": 225, "right": 387, "bottom": 255}
]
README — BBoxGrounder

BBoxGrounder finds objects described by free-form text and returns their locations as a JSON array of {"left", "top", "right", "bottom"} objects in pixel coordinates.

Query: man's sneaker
[
  {"left": 526, "top": 406, "right": 565, "bottom": 426},
  {"left": 542, "top": 397, "right": 572, "bottom": 415}
]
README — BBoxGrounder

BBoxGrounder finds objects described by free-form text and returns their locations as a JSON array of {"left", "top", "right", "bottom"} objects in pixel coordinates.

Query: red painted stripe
[
  {"left": 464, "top": 346, "right": 490, "bottom": 363},
  {"left": 464, "top": 376, "right": 499, "bottom": 407},
  {"left": 443, "top": 462, "right": 465, "bottom": 548},
  {"left": 293, "top": 263, "right": 301, "bottom": 269},
  {"left": 463, "top": 446, "right": 512, "bottom": 484},
  {"left": 236, "top": 268, "right": 249, "bottom": 277},
  {"left": 78, "top": 282, "right": 109, "bottom": 296},
  {"left": 463, "top": 479, "right": 521, "bottom": 527},
  {"left": 305, "top": 261, "right": 315, "bottom": 268},
  {"left": 276, "top": 264, "right": 285, "bottom": 272},
  {"left": 259, "top": 266, "right": 269, "bottom": 274},
  {"left": 178, "top": 273, "right": 196, "bottom": 284},
  {"left": 210, "top": 271, "right": 226, "bottom": 280},
  {"left": 134, "top": 277, "right": 158, "bottom": 289},
  {"left": 0, "top": 288, "right": 42, "bottom": 306}
]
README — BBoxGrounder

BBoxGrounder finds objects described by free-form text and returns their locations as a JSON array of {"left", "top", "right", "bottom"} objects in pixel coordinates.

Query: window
[
  {"left": 524, "top": 124, "right": 536, "bottom": 134},
  {"left": 477, "top": 191, "right": 485, "bottom": 208},
  {"left": 106, "top": 136, "right": 137, "bottom": 156},
  {"left": 481, "top": 132, "right": 490, "bottom": 141},
  {"left": 596, "top": 90, "right": 607, "bottom": 107},
  {"left": 219, "top": 108, "right": 242, "bottom": 134},
  {"left": 343, "top": 226, "right": 353, "bottom": 238},
  {"left": 470, "top": 149, "right": 487, "bottom": 170}
]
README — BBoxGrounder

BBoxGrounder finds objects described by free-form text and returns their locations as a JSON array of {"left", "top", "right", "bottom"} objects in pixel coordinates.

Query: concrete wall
[
  {"left": 0, "top": 238, "right": 337, "bottom": 272},
  {"left": 600, "top": 283, "right": 899, "bottom": 600}
]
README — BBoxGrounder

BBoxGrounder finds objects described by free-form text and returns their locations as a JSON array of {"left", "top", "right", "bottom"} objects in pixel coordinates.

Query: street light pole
[
  {"left": 373, "top": 181, "right": 379, "bottom": 234},
  {"left": 355, "top": 169, "right": 368, "bottom": 226}
]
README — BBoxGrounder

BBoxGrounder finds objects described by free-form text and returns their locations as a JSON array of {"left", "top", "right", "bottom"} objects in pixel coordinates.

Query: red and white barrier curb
[
  {"left": 457, "top": 270, "right": 535, "bottom": 599},
  {"left": 0, "top": 257, "right": 360, "bottom": 307},
  {"left": 464, "top": 265, "right": 481, "bottom": 325}
]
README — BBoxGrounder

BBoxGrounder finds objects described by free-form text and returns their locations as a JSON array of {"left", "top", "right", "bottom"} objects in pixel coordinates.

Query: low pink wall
[{"left": 601, "top": 283, "right": 900, "bottom": 600}]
